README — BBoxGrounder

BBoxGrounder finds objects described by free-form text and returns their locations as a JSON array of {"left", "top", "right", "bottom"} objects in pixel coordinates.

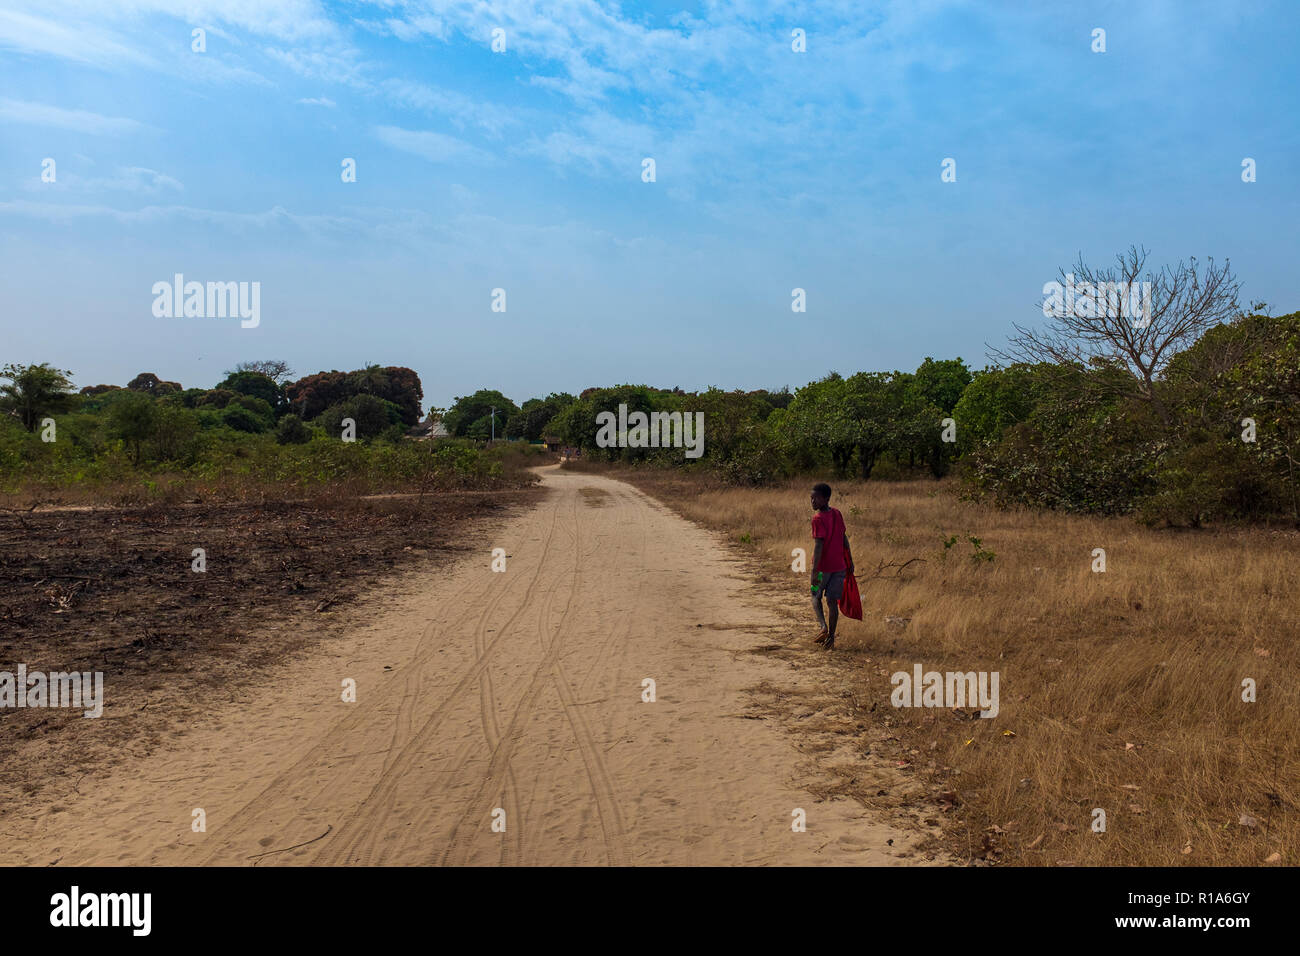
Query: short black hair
[{"left": 812, "top": 482, "right": 832, "bottom": 499}]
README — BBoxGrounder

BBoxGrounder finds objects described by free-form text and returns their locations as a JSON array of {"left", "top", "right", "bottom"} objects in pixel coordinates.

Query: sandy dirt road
[{"left": 2, "top": 466, "right": 936, "bottom": 866}]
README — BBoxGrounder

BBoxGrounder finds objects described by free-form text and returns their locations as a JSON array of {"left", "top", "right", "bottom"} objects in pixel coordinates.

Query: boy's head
[{"left": 810, "top": 482, "right": 832, "bottom": 510}]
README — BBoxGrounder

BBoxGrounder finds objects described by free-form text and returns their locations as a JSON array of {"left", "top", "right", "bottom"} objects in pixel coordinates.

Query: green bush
[
  {"left": 197, "top": 388, "right": 238, "bottom": 409},
  {"left": 964, "top": 385, "right": 1162, "bottom": 515},
  {"left": 221, "top": 403, "right": 269, "bottom": 434},
  {"left": 316, "top": 394, "right": 404, "bottom": 441},
  {"left": 108, "top": 393, "right": 158, "bottom": 464},
  {"left": 1137, "top": 433, "right": 1287, "bottom": 526},
  {"left": 275, "top": 413, "right": 311, "bottom": 445},
  {"left": 151, "top": 403, "right": 200, "bottom": 462}
]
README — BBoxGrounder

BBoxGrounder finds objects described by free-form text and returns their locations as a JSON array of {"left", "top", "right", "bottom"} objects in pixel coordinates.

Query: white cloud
[
  {"left": 0, "top": 0, "right": 976, "bottom": 205},
  {"left": 357, "top": 0, "right": 972, "bottom": 199},
  {"left": 373, "top": 125, "right": 496, "bottom": 164},
  {"left": 0, "top": 199, "right": 366, "bottom": 239},
  {"left": 0, "top": 0, "right": 348, "bottom": 83},
  {"left": 8, "top": 0, "right": 340, "bottom": 44},
  {"left": 0, "top": 199, "right": 642, "bottom": 267},
  {"left": 377, "top": 79, "right": 520, "bottom": 137},
  {"left": 264, "top": 44, "right": 365, "bottom": 83},
  {"left": 0, "top": 98, "right": 143, "bottom": 134},
  {"left": 107, "top": 166, "right": 184, "bottom": 193},
  {"left": 0, "top": 8, "right": 151, "bottom": 66},
  {"left": 25, "top": 166, "right": 184, "bottom": 195},
  {"left": 382, "top": 14, "right": 448, "bottom": 42}
]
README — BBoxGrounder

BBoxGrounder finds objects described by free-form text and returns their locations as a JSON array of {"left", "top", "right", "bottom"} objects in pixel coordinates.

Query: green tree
[
  {"left": 127, "top": 372, "right": 182, "bottom": 395},
  {"left": 109, "top": 393, "right": 158, "bottom": 463},
  {"left": 779, "top": 374, "right": 855, "bottom": 475},
  {"left": 911, "top": 357, "right": 972, "bottom": 414},
  {"left": 892, "top": 379, "right": 952, "bottom": 477},
  {"left": 689, "top": 388, "right": 773, "bottom": 465},
  {"left": 151, "top": 404, "right": 200, "bottom": 461},
  {"left": 841, "top": 371, "right": 904, "bottom": 479},
  {"left": 318, "top": 394, "right": 404, "bottom": 440},
  {"left": 506, "top": 393, "right": 575, "bottom": 441},
  {"left": 964, "top": 364, "right": 1160, "bottom": 514},
  {"left": 544, "top": 398, "right": 594, "bottom": 447},
  {"left": 196, "top": 388, "right": 238, "bottom": 409},
  {"left": 275, "top": 413, "right": 312, "bottom": 445},
  {"left": 1152, "top": 310, "right": 1300, "bottom": 522},
  {"left": 218, "top": 370, "right": 284, "bottom": 412},
  {"left": 220, "top": 403, "right": 268, "bottom": 434},
  {"left": 0, "top": 363, "right": 78, "bottom": 432},
  {"left": 443, "top": 389, "right": 519, "bottom": 439},
  {"left": 576, "top": 385, "right": 658, "bottom": 459},
  {"left": 951, "top": 363, "right": 1051, "bottom": 452}
]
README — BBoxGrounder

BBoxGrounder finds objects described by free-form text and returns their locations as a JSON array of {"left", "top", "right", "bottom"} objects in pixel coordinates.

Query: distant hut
[{"left": 408, "top": 415, "right": 452, "bottom": 441}]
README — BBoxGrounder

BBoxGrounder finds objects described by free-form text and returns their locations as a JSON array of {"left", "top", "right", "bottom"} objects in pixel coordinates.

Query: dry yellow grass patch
[{"left": 566, "top": 461, "right": 1300, "bottom": 866}]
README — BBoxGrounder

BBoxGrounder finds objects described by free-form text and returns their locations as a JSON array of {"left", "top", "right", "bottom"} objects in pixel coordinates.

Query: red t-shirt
[{"left": 811, "top": 507, "right": 847, "bottom": 573}]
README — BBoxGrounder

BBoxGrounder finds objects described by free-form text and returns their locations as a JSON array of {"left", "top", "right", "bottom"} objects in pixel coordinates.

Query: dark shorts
[{"left": 819, "top": 570, "right": 846, "bottom": 603}]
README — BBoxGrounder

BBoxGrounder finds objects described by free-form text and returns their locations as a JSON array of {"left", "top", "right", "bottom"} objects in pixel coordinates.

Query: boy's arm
[
  {"left": 811, "top": 537, "right": 824, "bottom": 585},
  {"left": 843, "top": 531, "right": 852, "bottom": 571}
]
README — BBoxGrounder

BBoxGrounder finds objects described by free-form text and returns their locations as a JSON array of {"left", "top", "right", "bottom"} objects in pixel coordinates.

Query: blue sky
[{"left": 1, "top": 0, "right": 1297, "bottom": 410}]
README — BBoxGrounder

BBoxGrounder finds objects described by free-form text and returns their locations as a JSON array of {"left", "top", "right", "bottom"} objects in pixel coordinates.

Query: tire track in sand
[{"left": 311, "top": 491, "right": 567, "bottom": 866}]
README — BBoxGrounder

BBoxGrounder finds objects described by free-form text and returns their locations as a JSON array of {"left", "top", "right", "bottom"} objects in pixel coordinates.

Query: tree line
[{"left": 6, "top": 248, "right": 1295, "bottom": 525}]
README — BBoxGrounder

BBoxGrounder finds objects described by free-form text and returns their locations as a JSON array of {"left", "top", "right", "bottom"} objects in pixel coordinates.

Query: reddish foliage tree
[
  {"left": 374, "top": 366, "right": 423, "bottom": 426},
  {"left": 285, "top": 370, "right": 350, "bottom": 420},
  {"left": 286, "top": 366, "right": 423, "bottom": 425}
]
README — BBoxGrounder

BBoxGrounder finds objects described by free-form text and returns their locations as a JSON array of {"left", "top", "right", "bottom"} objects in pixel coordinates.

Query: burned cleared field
[{"left": 0, "top": 488, "right": 542, "bottom": 817}]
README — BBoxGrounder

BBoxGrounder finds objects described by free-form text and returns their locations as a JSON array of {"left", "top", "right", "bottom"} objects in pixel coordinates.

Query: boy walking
[{"left": 809, "top": 482, "right": 852, "bottom": 650}]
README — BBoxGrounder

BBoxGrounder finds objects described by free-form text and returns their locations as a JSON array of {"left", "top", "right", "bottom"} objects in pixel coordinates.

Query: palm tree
[{"left": 351, "top": 363, "right": 387, "bottom": 395}]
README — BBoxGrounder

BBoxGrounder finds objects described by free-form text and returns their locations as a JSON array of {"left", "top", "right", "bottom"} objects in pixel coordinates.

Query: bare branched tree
[
  {"left": 993, "top": 246, "right": 1240, "bottom": 423},
  {"left": 230, "top": 359, "right": 295, "bottom": 386}
]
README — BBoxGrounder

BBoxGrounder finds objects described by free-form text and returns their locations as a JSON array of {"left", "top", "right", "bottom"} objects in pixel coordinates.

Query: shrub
[
  {"left": 195, "top": 408, "right": 225, "bottom": 429},
  {"left": 233, "top": 394, "right": 275, "bottom": 420},
  {"left": 1137, "top": 433, "right": 1288, "bottom": 526},
  {"left": 221, "top": 403, "right": 269, "bottom": 434},
  {"left": 151, "top": 404, "right": 200, "bottom": 462},
  {"left": 275, "top": 413, "right": 311, "bottom": 445},
  {"left": 197, "top": 389, "right": 238, "bottom": 409},
  {"left": 317, "top": 394, "right": 404, "bottom": 441},
  {"left": 108, "top": 393, "right": 158, "bottom": 464},
  {"left": 177, "top": 387, "right": 209, "bottom": 408},
  {"left": 964, "top": 390, "right": 1162, "bottom": 515}
]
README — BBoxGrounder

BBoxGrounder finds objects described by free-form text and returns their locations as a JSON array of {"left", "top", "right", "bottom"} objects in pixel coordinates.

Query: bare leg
[
  {"left": 812, "top": 592, "right": 828, "bottom": 642},
  {"left": 824, "top": 602, "right": 840, "bottom": 649}
]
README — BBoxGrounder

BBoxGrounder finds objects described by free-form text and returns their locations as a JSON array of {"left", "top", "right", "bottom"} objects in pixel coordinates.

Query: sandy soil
[
  {"left": 0, "top": 489, "right": 537, "bottom": 809},
  {"left": 2, "top": 466, "right": 942, "bottom": 866}
]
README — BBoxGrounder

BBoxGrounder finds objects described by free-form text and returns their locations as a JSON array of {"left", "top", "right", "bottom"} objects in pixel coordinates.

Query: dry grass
[{"left": 566, "top": 460, "right": 1300, "bottom": 867}]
